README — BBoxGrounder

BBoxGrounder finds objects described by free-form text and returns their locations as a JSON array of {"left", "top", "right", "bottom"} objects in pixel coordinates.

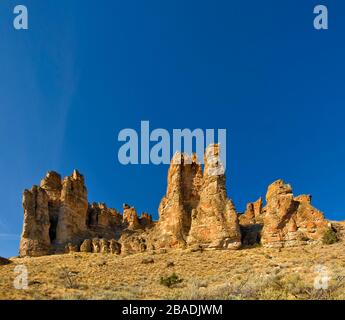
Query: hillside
[{"left": 1, "top": 240, "right": 345, "bottom": 300}]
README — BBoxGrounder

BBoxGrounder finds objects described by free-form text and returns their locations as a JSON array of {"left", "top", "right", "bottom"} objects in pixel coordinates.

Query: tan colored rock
[
  {"left": 266, "top": 180, "right": 293, "bottom": 201},
  {"left": 261, "top": 180, "right": 329, "bottom": 247},
  {"left": 239, "top": 197, "right": 263, "bottom": 225},
  {"left": 97, "top": 205, "right": 111, "bottom": 228},
  {"left": 123, "top": 204, "right": 140, "bottom": 229},
  {"left": 238, "top": 198, "right": 264, "bottom": 246},
  {"left": 110, "top": 208, "right": 123, "bottom": 225},
  {"left": 187, "top": 145, "right": 241, "bottom": 249},
  {"left": 55, "top": 170, "right": 88, "bottom": 244},
  {"left": 294, "top": 194, "right": 312, "bottom": 203},
  {"left": 99, "top": 239, "right": 110, "bottom": 253},
  {"left": 140, "top": 212, "right": 153, "bottom": 228},
  {"left": 65, "top": 243, "right": 79, "bottom": 253},
  {"left": 87, "top": 203, "right": 122, "bottom": 229},
  {"left": 155, "top": 152, "right": 203, "bottom": 248},
  {"left": 109, "top": 239, "right": 121, "bottom": 254},
  {"left": 19, "top": 158, "right": 335, "bottom": 258},
  {"left": 80, "top": 239, "right": 92, "bottom": 253},
  {"left": 40, "top": 171, "right": 62, "bottom": 202},
  {"left": 20, "top": 186, "right": 51, "bottom": 257},
  {"left": 92, "top": 238, "right": 101, "bottom": 253},
  {"left": 120, "top": 233, "right": 148, "bottom": 255},
  {"left": 40, "top": 172, "right": 63, "bottom": 243}
]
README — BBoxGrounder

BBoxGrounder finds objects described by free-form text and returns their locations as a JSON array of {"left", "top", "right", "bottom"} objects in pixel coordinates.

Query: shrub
[
  {"left": 322, "top": 229, "right": 339, "bottom": 245},
  {"left": 58, "top": 267, "right": 79, "bottom": 289},
  {"left": 160, "top": 273, "right": 183, "bottom": 288}
]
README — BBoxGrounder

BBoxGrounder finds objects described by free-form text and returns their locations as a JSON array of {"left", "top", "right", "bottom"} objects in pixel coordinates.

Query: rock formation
[
  {"left": 19, "top": 170, "right": 150, "bottom": 257},
  {"left": 87, "top": 203, "right": 122, "bottom": 229},
  {"left": 20, "top": 186, "right": 51, "bottom": 256},
  {"left": 152, "top": 145, "right": 241, "bottom": 250},
  {"left": 187, "top": 145, "right": 241, "bottom": 249},
  {"left": 239, "top": 198, "right": 263, "bottom": 225},
  {"left": 153, "top": 152, "right": 203, "bottom": 248},
  {"left": 80, "top": 239, "right": 92, "bottom": 253},
  {"left": 239, "top": 198, "right": 264, "bottom": 246},
  {"left": 260, "top": 180, "right": 329, "bottom": 247},
  {"left": 123, "top": 204, "right": 140, "bottom": 230},
  {"left": 55, "top": 170, "right": 89, "bottom": 244},
  {"left": 19, "top": 145, "right": 336, "bottom": 257}
]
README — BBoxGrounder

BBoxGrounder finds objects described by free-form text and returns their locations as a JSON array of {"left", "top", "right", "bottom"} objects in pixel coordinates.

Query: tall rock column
[
  {"left": 40, "top": 171, "right": 62, "bottom": 243},
  {"left": 154, "top": 152, "right": 203, "bottom": 248},
  {"left": 20, "top": 186, "right": 51, "bottom": 257},
  {"left": 187, "top": 145, "right": 241, "bottom": 249},
  {"left": 55, "top": 170, "right": 88, "bottom": 244}
]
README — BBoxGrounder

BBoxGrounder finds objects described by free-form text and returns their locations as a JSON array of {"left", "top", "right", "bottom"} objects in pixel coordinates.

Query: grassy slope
[{"left": 1, "top": 242, "right": 345, "bottom": 300}]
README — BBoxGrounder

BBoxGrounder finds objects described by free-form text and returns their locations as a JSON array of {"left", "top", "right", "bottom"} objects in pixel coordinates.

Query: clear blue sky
[{"left": 0, "top": 0, "right": 344, "bottom": 257}]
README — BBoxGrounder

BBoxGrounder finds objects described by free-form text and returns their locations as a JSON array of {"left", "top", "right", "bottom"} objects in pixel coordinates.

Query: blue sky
[{"left": 0, "top": 0, "right": 344, "bottom": 257}]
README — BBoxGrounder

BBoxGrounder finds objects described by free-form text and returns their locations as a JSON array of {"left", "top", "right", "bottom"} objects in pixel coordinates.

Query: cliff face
[{"left": 19, "top": 145, "right": 334, "bottom": 257}]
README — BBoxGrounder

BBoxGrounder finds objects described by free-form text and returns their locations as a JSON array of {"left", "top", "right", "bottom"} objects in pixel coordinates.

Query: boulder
[
  {"left": 80, "top": 239, "right": 92, "bottom": 253},
  {"left": 109, "top": 239, "right": 121, "bottom": 254},
  {"left": 92, "top": 238, "right": 101, "bottom": 253},
  {"left": 99, "top": 239, "right": 110, "bottom": 253}
]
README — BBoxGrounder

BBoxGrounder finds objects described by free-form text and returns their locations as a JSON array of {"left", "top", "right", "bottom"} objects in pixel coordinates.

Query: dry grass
[{"left": 1, "top": 242, "right": 345, "bottom": 300}]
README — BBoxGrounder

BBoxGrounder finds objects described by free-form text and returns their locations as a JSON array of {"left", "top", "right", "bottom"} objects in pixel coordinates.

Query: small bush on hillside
[
  {"left": 322, "top": 229, "right": 339, "bottom": 245},
  {"left": 160, "top": 273, "right": 183, "bottom": 288},
  {"left": 58, "top": 266, "right": 79, "bottom": 289}
]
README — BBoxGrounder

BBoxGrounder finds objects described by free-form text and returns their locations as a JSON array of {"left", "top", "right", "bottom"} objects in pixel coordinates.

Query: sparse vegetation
[
  {"left": 322, "top": 229, "right": 339, "bottom": 245},
  {"left": 1, "top": 243, "right": 345, "bottom": 300},
  {"left": 58, "top": 266, "right": 79, "bottom": 289},
  {"left": 160, "top": 273, "right": 183, "bottom": 288}
]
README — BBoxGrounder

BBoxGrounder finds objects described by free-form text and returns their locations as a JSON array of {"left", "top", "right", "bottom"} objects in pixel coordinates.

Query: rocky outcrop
[
  {"left": 109, "top": 239, "right": 122, "bottom": 254},
  {"left": 239, "top": 198, "right": 263, "bottom": 225},
  {"left": 19, "top": 146, "right": 337, "bottom": 257},
  {"left": 140, "top": 212, "right": 153, "bottom": 227},
  {"left": 19, "top": 169, "right": 154, "bottom": 257},
  {"left": 121, "top": 233, "right": 148, "bottom": 255},
  {"left": 153, "top": 145, "right": 241, "bottom": 250},
  {"left": 87, "top": 203, "right": 122, "bottom": 229},
  {"left": 123, "top": 204, "right": 140, "bottom": 230},
  {"left": 187, "top": 145, "right": 241, "bottom": 249},
  {"left": 20, "top": 170, "right": 89, "bottom": 256},
  {"left": 261, "top": 180, "right": 329, "bottom": 247},
  {"left": 80, "top": 239, "right": 92, "bottom": 252}
]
